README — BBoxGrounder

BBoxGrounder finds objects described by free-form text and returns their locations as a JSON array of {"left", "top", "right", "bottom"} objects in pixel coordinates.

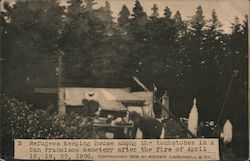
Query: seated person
[{"left": 129, "top": 111, "right": 162, "bottom": 139}]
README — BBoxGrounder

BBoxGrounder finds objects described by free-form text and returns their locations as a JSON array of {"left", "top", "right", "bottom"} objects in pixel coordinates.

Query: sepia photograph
[{"left": 0, "top": 0, "right": 249, "bottom": 160}]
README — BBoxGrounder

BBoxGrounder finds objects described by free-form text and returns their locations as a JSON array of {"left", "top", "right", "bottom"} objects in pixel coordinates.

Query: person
[
  {"left": 129, "top": 111, "right": 162, "bottom": 139},
  {"left": 82, "top": 99, "right": 100, "bottom": 117}
]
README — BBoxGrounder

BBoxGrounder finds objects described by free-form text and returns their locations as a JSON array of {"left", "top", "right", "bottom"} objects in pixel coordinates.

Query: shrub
[{"left": 0, "top": 94, "right": 98, "bottom": 160}]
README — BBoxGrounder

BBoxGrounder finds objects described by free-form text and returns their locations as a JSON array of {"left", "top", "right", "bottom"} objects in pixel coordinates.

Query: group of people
[{"left": 81, "top": 98, "right": 163, "bottom": 139}]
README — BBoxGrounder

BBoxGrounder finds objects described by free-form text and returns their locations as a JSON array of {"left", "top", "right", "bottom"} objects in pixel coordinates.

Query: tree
[
  {"left": 2, "top": 0, "right": 64, "bottom": 104},
  {"left": 164, "top": 6, "right": 172, "bottom": 19},
  {"left": 223, "top": 15, "right": 248, "bottom": 159},
  {"left": 131, "top": 0, "right": 147, "bottom": 26},
  {"left": 184, "top": 6, "right": 206, "bottom": 71},
  {"left": 126, "top": 0, "right": 148, "bottom": 78},
  {"left": 60, "top": 0, "right": 94, "bottom": 85},
  {"left": 94, "top": 1, "right": 113, "bottom": 25},
  {"left": 196, "top": 9, "right": 226, "bottom": 120},
  {"left": 0, "top": 1, "right": 9, "bottom": 60},
  {"left": 118, "top": 5, "right": 130, "bottom": 26},
  {"left": 66, "top": 0, "right": 84, "bottom": 18},
  {"left": 176, "top": 6, "right": 208, "bottom": 114},
  {"left": 173, "top": 10, "right": 187, "bottom": 36},
  {"left": 84, "top": 0, "right": 97, "bottom": 10},
  {"left": 208, "top": 9, "right": 222, "bottom": 32},
  {"left": 242, "top": 15, "right": 248, "bottom": 35},
  {"left": 204, "top": 9, "right": 224, "bottom": 72},
  {"left": 60, "top": 0, "right": 133, "bottom": 87},
  {"left": 231, "top": 16, "right": 241, "bottom": 34},
  {"left": 150, "top": 4, "right": 159, "bottom": 19},
  {"left": 189, "top": 5, "right": 206, "bottom": 37}
]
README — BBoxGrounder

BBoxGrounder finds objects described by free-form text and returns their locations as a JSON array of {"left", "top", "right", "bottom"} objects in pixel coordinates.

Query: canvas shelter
[{"left": 58, "top": 87, "right": 154, "bottom": 117}]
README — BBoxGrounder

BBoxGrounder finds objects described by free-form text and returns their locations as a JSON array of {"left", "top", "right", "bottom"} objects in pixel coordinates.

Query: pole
[
  {"left": 216, "top": 69, "right": 238, "bottom": 133},
  {"left": 58, "top": 55, "right": 62, "bottom": 89},
  {"left": 132, "top": 76, "right": 196, "bottom": 138},
  {"left": 57, "top": 52, "right": 63, "bottom": 114}
]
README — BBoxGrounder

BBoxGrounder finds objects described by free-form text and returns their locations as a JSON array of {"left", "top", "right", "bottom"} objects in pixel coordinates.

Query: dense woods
[{"left": 0, "top": 0, "right": 248, "bottom": 159}]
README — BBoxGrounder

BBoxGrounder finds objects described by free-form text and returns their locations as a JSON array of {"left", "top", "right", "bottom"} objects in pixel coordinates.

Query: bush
[{"left": 0, "top": 94, "right": 98, "bottom": 160}]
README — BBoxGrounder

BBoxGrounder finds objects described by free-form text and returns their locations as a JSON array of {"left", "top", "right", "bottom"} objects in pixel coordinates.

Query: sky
[{"left": 93, "top": 0, "right": 249, "bottom": 33}]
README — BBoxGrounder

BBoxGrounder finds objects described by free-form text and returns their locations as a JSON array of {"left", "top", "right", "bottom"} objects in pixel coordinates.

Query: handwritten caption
[{"left": 15, "top": 139, "right": 219, "bottom": 160}]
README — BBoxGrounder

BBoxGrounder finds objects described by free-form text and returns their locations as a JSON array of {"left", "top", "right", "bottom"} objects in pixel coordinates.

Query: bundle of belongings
[
  {"left": 61, "top": 88, "right": 158, "bottom": 138},
  {"left": 93, "top": 114, "right": 133, "bottom": 127}
]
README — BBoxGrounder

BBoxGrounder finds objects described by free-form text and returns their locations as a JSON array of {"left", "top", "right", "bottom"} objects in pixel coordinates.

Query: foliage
[
  {"left": 1, "top": 0, "right": 247, "bottom": 127},
  {"left": 118, "top": 5, "right": 130, "bottom": 27},
  {"left": 0, "top": 94, "right": 98, "bottom": 139},
  {"left": 164, "top": 6, "right": 172, "bottom": 19},
  {"left": 1, "top": 0, "right": 64, "bottom": 104},
  {"left": 0, "top": 94, "right": 98, "bottom": 159},
  {"left": 150, "top": 4, "right": 159, "bottom": 19},
  {"left": 1, "top": 0, "right": 248, "bottom": 158}
]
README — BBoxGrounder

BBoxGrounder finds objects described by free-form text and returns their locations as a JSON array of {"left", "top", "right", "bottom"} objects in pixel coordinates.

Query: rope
[
  {"left": 216, "top": 69, "right": 238, "bottom": 133},
  {"left": 132, "top": 76, "right": 197, "bottom": 138}
]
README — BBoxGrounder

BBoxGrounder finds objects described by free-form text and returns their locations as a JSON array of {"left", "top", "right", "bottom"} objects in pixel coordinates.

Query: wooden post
[
  {"left": 161, "top": 91, "right": 169, "bottom": 118},
  {"left": 58, "top": 88, "right": 66, "bottom": 115},
  {"left": 57, "top": 55, "right": 62, "bottom": 89},
  {"left": 132, "top": 76, "right": 196, "bottom": 138},
  {"left": 57, "top": 55, "right": 65, "bottom": 114}
]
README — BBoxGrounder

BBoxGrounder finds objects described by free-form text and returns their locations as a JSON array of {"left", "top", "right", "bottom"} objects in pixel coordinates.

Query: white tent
[{"left": 58, "top": 87, "right": 148, "bottom": 115}]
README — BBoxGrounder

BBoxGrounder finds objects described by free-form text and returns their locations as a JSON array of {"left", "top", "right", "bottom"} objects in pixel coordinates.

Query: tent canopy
[{"left": 61, "top": 87, "right": 146, "bottom": 111}]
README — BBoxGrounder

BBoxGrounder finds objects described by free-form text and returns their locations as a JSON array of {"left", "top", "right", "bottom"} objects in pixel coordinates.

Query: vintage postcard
[{"left": 0, "top": 0, "right": 249, "bottom": 160}]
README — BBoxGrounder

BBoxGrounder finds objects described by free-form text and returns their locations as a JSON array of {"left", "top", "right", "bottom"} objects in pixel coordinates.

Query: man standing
[
  {"left": 82, "top": 99, "right": 100, "bottom": 117},
  {"left": 129, "top": 111, "right": 162, "bottom": 139}
]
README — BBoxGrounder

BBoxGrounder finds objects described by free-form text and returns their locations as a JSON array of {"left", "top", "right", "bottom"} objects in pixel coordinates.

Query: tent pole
[
  {"left": 132, "top": 76, "right": 196, "bottom": 138},
  {"left": 216, "top": 69, "right": 238, "bottom": 134}
]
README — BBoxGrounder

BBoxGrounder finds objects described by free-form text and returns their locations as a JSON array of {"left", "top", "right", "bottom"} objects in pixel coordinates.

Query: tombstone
[
  {"left": 160, "top": 125, "right": 165, "bottom": 139},
  {"left": 223, "top": 120, "right": 233, "bottom": 144},
  {"left": 161, "top": 91, "right": 169, "bottom": 118},
  {"left": 188, "top": 98, "right": 198, "bottom": 137}
]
